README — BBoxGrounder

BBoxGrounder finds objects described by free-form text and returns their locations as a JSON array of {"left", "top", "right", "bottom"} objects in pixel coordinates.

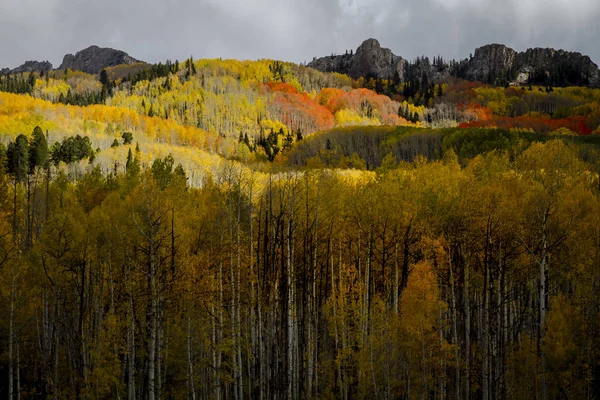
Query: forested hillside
[
  {"left": 1, "top": 49, "right": 600, "bottom": 400},
  {"left": 0, "top": 137, "right": 599, "bottom": 399}
]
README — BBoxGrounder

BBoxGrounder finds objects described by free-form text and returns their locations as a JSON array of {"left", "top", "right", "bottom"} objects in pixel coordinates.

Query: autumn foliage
[
  {"left": 264, "top": 81, "right": 335, "bottom": 132},
  {"left": 2, "top": 51, "right": 600, "bottom": 400},
  {"left": 459, "top": 115, "right": 593, "bottom": 135}
]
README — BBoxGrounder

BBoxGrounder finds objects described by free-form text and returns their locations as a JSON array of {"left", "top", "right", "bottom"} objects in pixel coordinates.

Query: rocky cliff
[
  {"left": 310, "top": 39, "right": 600, "bottom": 87},
  {"left": 58, "top": 45, "right": 139, "bottom": 75},
  {"left": 462, "top": 44, "right": 600, "bottom": 86},
  {"left": 461, "top": 44, "right": 517, "bottom": 83}
]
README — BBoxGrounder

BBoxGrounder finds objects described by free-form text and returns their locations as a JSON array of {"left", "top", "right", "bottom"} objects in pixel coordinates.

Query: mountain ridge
[
  {"left": 2, "top": 40, "right": 599, "bottom": 88},
  {"left": 309, "top": 39, "right": 600, "bottom": 87},
  {"left": 1, "top": 45, "right": 143, "bottom": 76}
]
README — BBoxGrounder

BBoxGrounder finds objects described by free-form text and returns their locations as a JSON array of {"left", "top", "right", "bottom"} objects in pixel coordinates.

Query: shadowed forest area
[{"left": 0, "top": 132, "right": 599, "bottom": 399}]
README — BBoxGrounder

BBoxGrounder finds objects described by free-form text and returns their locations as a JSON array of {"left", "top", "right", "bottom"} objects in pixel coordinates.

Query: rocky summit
[
  {"left": 308, "top": 38, "right": 407, "bottom": 80},
  {"left": 350, "top": 38, "right": 407, "bottom": 80},
  {"left": 58, "top": 45, "right": 140, "bottom": 75}
]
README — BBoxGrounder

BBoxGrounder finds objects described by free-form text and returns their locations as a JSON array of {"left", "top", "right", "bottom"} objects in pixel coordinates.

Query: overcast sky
[{"left": 1, "top": 0, "right": 599, "bottom": 69}]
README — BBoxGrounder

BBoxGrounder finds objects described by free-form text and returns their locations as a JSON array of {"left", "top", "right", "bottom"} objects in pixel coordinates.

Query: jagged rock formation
[
  {"left": 462, "top": 44, "right": 600, "bottom": 86},
  {"left": 0, "top": 61, "right": 53, "bottom": 75},
  {"left": 349, "top": 38, "right": 407, "bottom": 80},
  {"left": 12, "top": 60, "right": 53, "bottom": 74},
  {"left": 310, "top": 39, "right": 600, "bottom": 87},
  {"left": 59, "top": 45, "right": 139, "bottom": 75},
  {"left": 307, "top": 52, "right": 353, "bottom": 76},
  {"left": 309, "top": 38, "right": 407, "bottom": 80}
]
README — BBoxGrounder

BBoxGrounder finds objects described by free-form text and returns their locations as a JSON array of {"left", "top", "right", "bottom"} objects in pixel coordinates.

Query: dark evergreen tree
[
  {"left": 375, "top": 77, "right": 384, "bottom": 94},
  {"left": 50, "top": 135, "right": 94, "bottom": 165},
  {"left": 0, "top": 143, "right": 6, "bottom": 168},
  {"left": 99, "top": 69, "right": 109, "bottom": 86},
  {"left": 126, "top": 148, "right": 134, "bottom": 171},
  {"left": 151, "top": 154, "right": 176, "bottom": 189},
  {"left": 27, "top": 72, "right": 35, "bottom": 90},
  {"left": 173, "top": 164, "right": 187, "bottom": 188},
  {"left": 7, "top": 134, "right": 29, "bottom": 182},
  {"left": 29, "top": 126, "right": 49, "bottom": 172},
  {"left": 393, "top": 70, "right": 401, "bottom": 87},
  {"left": 283, "top": 132, "right": 293, "bottom": 150},
  {"left": 122, "top": 132, "right": 134, "bottom": 145},
  {"left": 125, "top": 148, "right": 141, "bottom": 181}
]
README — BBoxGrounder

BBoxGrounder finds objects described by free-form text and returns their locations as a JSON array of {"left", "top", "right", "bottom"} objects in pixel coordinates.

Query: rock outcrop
[
  {"left": 307, "top": 53, "right": 353, "bottom": 76},
  {"left": 463, "top": 44, "right": 600, "bottom": 86},
  {"left": 59, "top": 45, "right": 139, "bottom": 75},
  {"left": 461, "top": 44, "right": 517, "bottom": 83},
  {"left": 310, "top": 39, "right": 600, "bottom": 87},
  {"left": 309, "top": 38, "right": 407, "bottom": 80},
  {"left": 0, "top": 61, "right": 53, "bottom": 75},
  {"left": 349, "top": 38, "right": 407, "bottom": 80},
  {"left": 11, "top": 60, "right": 53, "bottom": 74}
]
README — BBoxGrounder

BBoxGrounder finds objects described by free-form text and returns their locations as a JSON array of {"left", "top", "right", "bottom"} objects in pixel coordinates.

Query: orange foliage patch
[
  {"left": 458, "top": 103, "right": 494, "bottom": 122},
  {"left": 265, "top": 83, "right": 334, "bottom": 133},
  {"left": 317, "top": 88, "right": 402, "bottom": 120},
  {"left": 265, "top": 81, "right": 300, "bottom": 95},
  {"left": 316, "top": 88, "right": 345, "bottom": 113}
]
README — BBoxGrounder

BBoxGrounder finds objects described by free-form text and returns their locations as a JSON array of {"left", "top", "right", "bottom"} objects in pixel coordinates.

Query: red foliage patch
[
  {"left": 459, "top": 115, "right": 593, "bottom": 135},
  {"left": 265, "top": 81, "right": 300, "bottom": 95}
]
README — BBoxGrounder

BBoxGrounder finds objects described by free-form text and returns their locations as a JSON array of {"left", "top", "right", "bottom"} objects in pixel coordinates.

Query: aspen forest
[{"left": 0, "top": 52, "right": 600, "bottom": 400}]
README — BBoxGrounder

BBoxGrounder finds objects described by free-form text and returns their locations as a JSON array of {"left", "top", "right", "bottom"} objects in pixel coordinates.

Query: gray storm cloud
[{"left": 1, "top": 0, "right": 599, "bottom": 69}]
